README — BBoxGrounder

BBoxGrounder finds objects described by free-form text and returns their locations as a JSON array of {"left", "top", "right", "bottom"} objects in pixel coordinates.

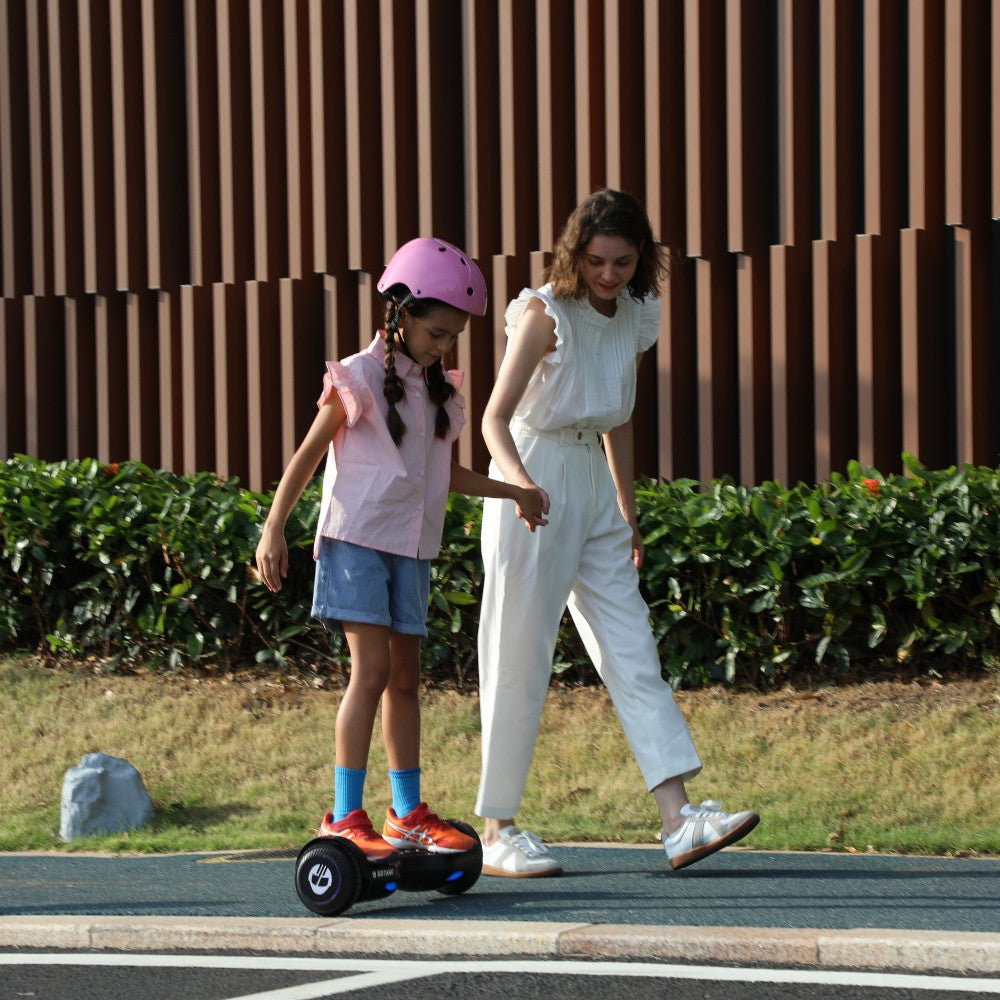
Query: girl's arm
[
  {"left": 449, "top": 461, "right": 548, "bottom": 527},
  {"left": 255, "top": 393, "right": 347, "bottom": 592},
  {"left": 602, "top": 353, "right": 644, "bottom": 569},
  {"left": 480, "top": 297, "right": 557, "bottom": 531}
]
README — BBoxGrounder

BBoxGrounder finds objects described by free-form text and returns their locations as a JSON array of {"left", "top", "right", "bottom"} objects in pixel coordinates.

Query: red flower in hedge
[
  {"left": 104, "top": 462, "right": 119, "bottom": 476},
  {"left": 862, "top": 477, "right": 879, "bottom": 495}
]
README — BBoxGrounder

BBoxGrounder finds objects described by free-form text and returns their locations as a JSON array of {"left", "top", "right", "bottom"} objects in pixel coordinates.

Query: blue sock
[
  {"left": 389, "top": 768, "right": 422, "bottom": 818},
  {"left": 333, "top": 766, "right": 367, "bottom": 823}
]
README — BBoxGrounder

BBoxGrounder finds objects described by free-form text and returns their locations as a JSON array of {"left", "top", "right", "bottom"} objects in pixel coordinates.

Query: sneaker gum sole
[
  {"left": 668, "top": 813, "right": 760, "bottom": 872},
  {"left": 481, "top": 861, "right": 563, "bottom": 878}
]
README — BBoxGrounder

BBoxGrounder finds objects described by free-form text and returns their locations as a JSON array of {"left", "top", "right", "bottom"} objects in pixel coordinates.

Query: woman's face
[
  {"left": 580, "top": 234, "right": 639, "bottom": 313},
  {"left": 399, "top": 303, "right": 469, "bottom": 368}
]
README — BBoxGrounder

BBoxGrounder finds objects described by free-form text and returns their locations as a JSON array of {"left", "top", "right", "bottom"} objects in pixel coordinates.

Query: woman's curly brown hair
[{"left": 546, "top": 188, "right": 669, "bottom": 301}]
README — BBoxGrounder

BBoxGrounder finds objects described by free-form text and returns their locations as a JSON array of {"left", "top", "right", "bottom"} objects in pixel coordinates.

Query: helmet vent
[{"left": 467, "top": 287, "right": 473, "bottom": 296}]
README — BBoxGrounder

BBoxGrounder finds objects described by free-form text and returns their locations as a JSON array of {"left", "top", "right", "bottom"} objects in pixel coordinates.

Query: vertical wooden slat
[
  {"left": 79, "top": 0, "right": 116, "bottom": 295},
  {"left": 685, "top": 0, "right": 726, "bottom": 259},
  {"left": 659, "top": 258, "right": 699, "bottom": 480},
  {"left": 770, "top": 244, "right": 813, "bottom": 485},
  {"left": 246, "top": 280, "right": 282, "bottom": 491},
  {"left": 110, "top": 0, "right": 147, "bottom": 292},
  {"left": 343, "top": 0, "right": 383, "bottom": 272},
  {"left": 900, "top": 226, "right": 952, "bottom": 468},
  {"left": 25, "top": 297, "right": 66, "bottom": 460},
  {"left": 310, "top": 0, "right": 348, "bottom": 275},
  {"left": 415, "top": 0, "right": 464, "bottom": 242},
  {"left": 279, "top": 275, "right": 325, "bottom": 467},
  {"left": 95, "top": 291, "right": 129, "bottom": 461},
  {"left": 462, "top": 0, "right": 500, "bottom": 260},
  {"left": 284, "top": 0, "right": 310, "bottom": 279},
  {"left": 217, "top": 0, "right": 254, "bottom": 283},
  {"left": 65, "top": 295, "right": 98, "bottom": 459},
  {"left": 735, "top": 252, "right": 772, "bottom": 484},
  {"left": 47, "top": 0, "right": 85, "bottom": 296},
  {"left": 536, "top": 0, "right": 576, "bottom": 251},
  {"left": 142, "top": 0, "right": 187, "bottom": 290},
  {"left": 604, "top": 0, "right": 644, "bottom": 195},
  {"left": 25, "top": 0, "right": 52, "bottom": 296},
  {"left": 908, "top": 0, "right": 946, "bottom": 233},
  {"left": 380, "top": 0, "right": 417, "bottom": 256},
  {"left": 179, "top": 283, "right": 215, "bottom": 474},
  {"left": 157, "top": 288, "right": 184, "bottom": 472},
  {"left": 212, "top": 281, "right": 248, "bottom": 482},
  {"left": 498, "top": 0, "right": 537, "bottom": 256},
  {"left": 855, "top": 233, "right": 902, "bottom": 470},
  {"left": 126, "top": 289, "right": 160, "bottom": 465},
  {"left": 0, "top": 298, "right": 27, "bottom": 455},
  {"left": 574, "top": 0, "right": 605, "bottom": 200},
  {"left": 863, "top": 0, "right": 905, "bottom": 237},
  {"left": 249, "top": 0, "right": 287, "bottom": 283},
  {"left": 695, "top": 255, "right": 738, "bottom": 480},
  {"left": 812, "top": 239, "right": 857, "bottom": 479}
]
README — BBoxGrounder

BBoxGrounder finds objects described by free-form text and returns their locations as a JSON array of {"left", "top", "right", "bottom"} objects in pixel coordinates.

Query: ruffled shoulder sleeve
[
  {"left": 317, "top": 359, "right": 371, "bottom": 427},
  {"left": 636, "top": 295, "right": 662, "bottom": 352},
  {"left": 503, "top": 284, "right": 566, "bottom": 366},
  {"left": 444, "top": 369, "right": 467, "bottom": 441}
]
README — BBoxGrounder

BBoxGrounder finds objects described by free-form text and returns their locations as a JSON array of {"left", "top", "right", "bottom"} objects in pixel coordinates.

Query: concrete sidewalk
[{"left": 2, "top": 846, "right": 998, "bottom": 976}]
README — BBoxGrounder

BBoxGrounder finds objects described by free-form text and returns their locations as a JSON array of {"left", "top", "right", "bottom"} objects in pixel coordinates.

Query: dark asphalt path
[{"left": 2, "top": 846, "right": 998, "bottom": 933}]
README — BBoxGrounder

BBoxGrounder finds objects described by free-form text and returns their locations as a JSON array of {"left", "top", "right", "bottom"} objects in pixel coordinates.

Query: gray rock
[{"left": 59, "top": 752, "right": 154, "bottom": 842}]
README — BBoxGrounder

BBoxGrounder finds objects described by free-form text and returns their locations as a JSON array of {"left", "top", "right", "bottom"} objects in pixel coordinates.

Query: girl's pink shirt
[{"left": 313, "top": 335, "right": 465, "bottom": 561}]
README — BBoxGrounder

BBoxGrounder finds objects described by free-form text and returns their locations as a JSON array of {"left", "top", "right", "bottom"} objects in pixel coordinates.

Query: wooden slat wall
[{"left": 2, "top": 0, "right": 999, "bottom": 491}]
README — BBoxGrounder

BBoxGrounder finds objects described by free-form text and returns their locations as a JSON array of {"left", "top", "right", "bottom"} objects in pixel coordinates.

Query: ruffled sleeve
[
  {"left": 444, "top": 369, "right": 467, "bottom": 441},
  {"left": 317, "top": 360, "right": 370, "bottom": 427},
  {"left": 636, "top": 295, "right": 662, "bottom": 352},
  {"left": 503, "top": 285, "right": 565, "bottom": 366}
]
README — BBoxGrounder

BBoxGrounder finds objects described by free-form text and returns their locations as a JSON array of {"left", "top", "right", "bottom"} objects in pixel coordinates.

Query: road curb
[{"left": 2, "top": 916, "right": 999, "bottom": 975}]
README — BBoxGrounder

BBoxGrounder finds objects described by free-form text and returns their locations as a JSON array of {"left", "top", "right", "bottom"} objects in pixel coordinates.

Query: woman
[{"left": 475, "top": 190, "right": 758, "bottom": 877}]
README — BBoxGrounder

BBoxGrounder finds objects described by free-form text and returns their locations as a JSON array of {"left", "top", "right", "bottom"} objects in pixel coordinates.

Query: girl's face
[
  {"left": 580, "top": 234, "right": 639, "bottom": 314},
  {"left": 399, "top": 303, "right": 469, "bottom": 368}
]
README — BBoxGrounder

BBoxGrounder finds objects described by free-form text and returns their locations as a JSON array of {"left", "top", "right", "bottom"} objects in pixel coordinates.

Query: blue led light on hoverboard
[
  {"left": 385, "top": 882, "right": 398, "bottom": 891},
  {"left": 446, "top": 870, "right": 464, "bottom": 881}
]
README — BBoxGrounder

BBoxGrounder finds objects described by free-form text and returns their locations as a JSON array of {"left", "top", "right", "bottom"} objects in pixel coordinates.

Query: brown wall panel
[{"left": 1, "top": 1, "right": 998, "bottom": 488}]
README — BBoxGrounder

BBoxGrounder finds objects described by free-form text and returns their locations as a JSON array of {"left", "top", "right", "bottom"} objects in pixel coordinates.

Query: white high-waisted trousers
[{"left": 474, "top": 426, "right": 703, "bottom": 819}]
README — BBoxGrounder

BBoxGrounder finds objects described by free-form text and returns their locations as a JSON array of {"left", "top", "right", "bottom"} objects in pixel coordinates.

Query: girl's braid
[{"left": 383, "top": 300, "right": 407, "bottom": 446}]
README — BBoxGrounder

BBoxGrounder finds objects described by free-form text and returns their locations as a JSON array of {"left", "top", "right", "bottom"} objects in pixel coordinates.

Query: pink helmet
[{"left": 377, "top": 237, "right": 488, "bottom": 317}]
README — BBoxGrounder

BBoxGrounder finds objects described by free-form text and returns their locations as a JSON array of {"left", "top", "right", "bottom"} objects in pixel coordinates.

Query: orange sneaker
[
  {"left": 319, "top": 809, "right": 400, "bottom": 862},
  {"left": 382, "top": 802, "right": 477, "bottom": 854}
]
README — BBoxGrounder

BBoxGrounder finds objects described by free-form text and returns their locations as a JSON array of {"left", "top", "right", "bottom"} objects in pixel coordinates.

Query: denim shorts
[{"left": 311, "top": 537, "right": 431, "bottom": 636}]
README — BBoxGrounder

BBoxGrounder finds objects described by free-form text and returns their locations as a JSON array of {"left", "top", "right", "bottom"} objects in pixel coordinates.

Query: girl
[
  {"left": 474, "top": 190, "right": 759, "bottom": 876},
  {"left": 256, "top": 237, "right": 546, "bottom": 862}
]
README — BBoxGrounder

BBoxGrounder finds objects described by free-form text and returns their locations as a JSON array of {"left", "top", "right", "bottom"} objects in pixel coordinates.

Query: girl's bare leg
[
  {"left": 337, "top": 622, "right": 392, "bottom": 769},
  {"left": 381, "top": 631, "right": 422, "bottom": 771}
]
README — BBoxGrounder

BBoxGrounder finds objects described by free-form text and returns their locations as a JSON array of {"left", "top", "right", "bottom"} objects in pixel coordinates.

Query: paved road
[
  {"left": 1, "top": 846, "right": 999, "bottom": 976},
  {"left": 1, "top": 846, "right": 998, "bottom": 931}
]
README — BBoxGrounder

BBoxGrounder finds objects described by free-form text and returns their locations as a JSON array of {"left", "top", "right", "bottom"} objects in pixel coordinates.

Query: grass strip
[{"left": 1, "top": 656, "right": 998, "bottom": 857}]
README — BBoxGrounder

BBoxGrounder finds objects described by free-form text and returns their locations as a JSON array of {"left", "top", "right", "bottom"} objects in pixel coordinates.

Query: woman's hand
[
  {"left": 629, "top": 522, "right": 645, "bottom": 569},
  {"left": 515, "top": 484, "right": 550, "bottom": 531}
]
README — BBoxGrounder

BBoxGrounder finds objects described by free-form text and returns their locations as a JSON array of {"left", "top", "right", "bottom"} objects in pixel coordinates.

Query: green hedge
[{"left": 1, "top": 453, "right": 998, "bottom": 687}]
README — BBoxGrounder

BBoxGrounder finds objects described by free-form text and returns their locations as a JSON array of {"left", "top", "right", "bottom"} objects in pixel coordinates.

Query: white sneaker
[
  {"left": 481, "top": 825, "right": 563, "bottom": 877},
  {"left": 662, "top": 800, "right": 759, "bottom": 871}
]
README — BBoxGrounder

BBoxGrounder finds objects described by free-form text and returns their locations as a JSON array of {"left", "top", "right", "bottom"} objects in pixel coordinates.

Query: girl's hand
[
  {"left": 515, "top": 484, "right": 550, "bottom": 531},
  {"left": 255, "top": 526, "right": 289, "bottom": 592}
]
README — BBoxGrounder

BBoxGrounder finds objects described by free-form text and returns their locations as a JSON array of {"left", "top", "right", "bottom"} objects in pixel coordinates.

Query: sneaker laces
[
  {"left": 681, "top": 800, "right": 726, "bottom": 819},
  {"left": 502, "top": 826, "right": 549, "bottom": 859}
]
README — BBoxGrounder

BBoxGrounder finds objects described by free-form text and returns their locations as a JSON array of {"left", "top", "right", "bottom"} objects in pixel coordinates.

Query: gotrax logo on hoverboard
[{"left": 307, "top": 863, "right": 336, "bottom": 895}]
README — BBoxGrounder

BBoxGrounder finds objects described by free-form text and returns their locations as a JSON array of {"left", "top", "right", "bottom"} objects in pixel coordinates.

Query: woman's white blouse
[{"left": 502, "top": 283, "right": 661, "bottom": 434}]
